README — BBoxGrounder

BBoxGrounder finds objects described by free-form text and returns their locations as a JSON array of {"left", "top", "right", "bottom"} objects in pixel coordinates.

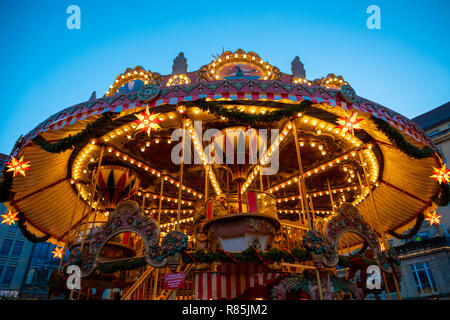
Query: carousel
[{"left": 1, "top": 49, "right": 448, "bottom": 300}]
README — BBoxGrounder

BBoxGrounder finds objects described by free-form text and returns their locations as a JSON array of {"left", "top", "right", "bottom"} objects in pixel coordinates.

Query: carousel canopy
[{"left": 1, "top": 49, "right": 445, "bottom": 248}]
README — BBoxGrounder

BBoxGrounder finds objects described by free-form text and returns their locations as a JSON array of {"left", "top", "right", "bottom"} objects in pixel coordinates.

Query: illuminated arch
[
  {"left": 205, "top": 49, "right": 280, "bottom": 81},
  {"left": 105, "top": 66, "right": 158, "bottom": 96},
  {"left": 322, "top": 203, "right": 392, "bottom": 273},
  {"left": 79, "top": 200, "right": 167, "bottom": 277}
]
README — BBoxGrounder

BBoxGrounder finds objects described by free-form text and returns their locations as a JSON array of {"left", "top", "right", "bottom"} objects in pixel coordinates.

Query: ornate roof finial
[
  {"left": 172, "top": 52, "right": 188, "bottom": 75},
  {"left": 291, "top": 56, "right": 306, "bottom": 79},
  {"left": 89, "top": 91, "right": 96, "bottom": 101}
]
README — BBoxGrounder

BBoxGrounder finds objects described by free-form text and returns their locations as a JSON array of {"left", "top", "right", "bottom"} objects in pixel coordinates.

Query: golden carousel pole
[
  {"left": 68, "top": 192, "right": 89, "bottom": 300},
  {"left": 308, "top": 196, "right": 316, "bottom": 230},
  {"left": 259, "top": 169, "right": 264, "bottom": 192},
  {"left": 356, "top": 171, "right": 391, "bottom": 300},
  {"left": 176, "top": 121, "right": 186, "bottom": 231},
  {"left": 358, "top": 155, "right": 397, "bottom": 300},
  {"left": 170, "top": 120, "right": 187, "bottom": 301},
  {"left": 326, "top": 178, "right": 336, "bottom": 235},
  {"left": 152, "top": 176, "right": 165, "bottom": 300},
  {"left": 292, "top": 121, "right": 323, "bottom": 300},
  {"left": 205, "top": 166, "right": 209, "bottom": 203},
  {"left": 326, "top": 179, "right": 335, "bottom": 215}
]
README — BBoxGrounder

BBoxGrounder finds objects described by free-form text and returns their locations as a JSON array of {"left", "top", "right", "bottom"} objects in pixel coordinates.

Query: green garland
[
  {"left": 196, "top": 98, "right": 312, "bottom": 124},
  {"left": 63, "top": 248, "right": 380, "bottom": 274},
  {"left": 388, "top": 213, "right": 425, "bottom": 240},
  {"left": 181, "top": 247, "right": 308, "bottom": 264},
  {"left": 32, "top": 112, "right": 115, "bottom": 153},
  {"left": 181, "top": 247, "right": 381, "bottom": 268},
  {"left": 370, "top": 116, "right": 434, "bottom": 159},
  {"left": 431, "top": 183, "right": 450, "bottom": 206},
  {"left": 17, "top": 212, "right": 51, "bottom": 243},
  {"left": 95, "top": 257, "right": 147, "bottom": 274}
]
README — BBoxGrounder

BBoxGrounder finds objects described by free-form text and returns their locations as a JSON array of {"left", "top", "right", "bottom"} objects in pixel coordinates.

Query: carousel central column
[
  {"left": 176, "top": 121, "right": 186, "bottom": 231},
  {"left": 292, "top": 121, "right": 323, "bottom": 300},
  {"left": 152, "top": 176, "right": 165, "bottom": 300}
]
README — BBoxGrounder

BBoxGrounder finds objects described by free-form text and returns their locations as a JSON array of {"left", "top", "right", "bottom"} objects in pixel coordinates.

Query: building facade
[
  {"left": 389, "top": 101, "right": 450, "bottom": 300},
  {"left": 0, "top": 202, "right": 35, "bottom": 299},
  {"left": 0, "top": 153, "right": 65, "bottom": 299}
]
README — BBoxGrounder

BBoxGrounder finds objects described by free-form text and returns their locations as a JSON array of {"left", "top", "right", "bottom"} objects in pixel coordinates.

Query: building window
[
  {"left": 2, "top": 267, "right": 15, "bottom": 285},
  {"left": 410, "top": 262, "right": 438, "bottom": 294},
  {"left": 0, "top": 239, "right": 13, "bottom": 255},
  {"left": 11, "top": 241, "right": 24, "bottom": 256}
]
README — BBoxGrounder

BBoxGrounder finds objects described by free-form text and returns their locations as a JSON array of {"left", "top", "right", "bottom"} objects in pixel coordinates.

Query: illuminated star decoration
[
  {"left": 336, "top": 112, "right": 364, "bottom": 136},
  {"left": 1, "top": 209, "right": 19, "bottom": 226},
  {"left": 52, "top": 247, "right": 64, "bottom": 259},
  {"left": 134, "top": 108, "right": 161, "bottom": 137},
  {"left": 425, "top": 210, "right": 441, "bottom": 226},
  {"left": 431, "top": 164, "right": 450, "bottom": 185},
  {"left": 6, "top": 156, "right": 31, "bottom": 177}
]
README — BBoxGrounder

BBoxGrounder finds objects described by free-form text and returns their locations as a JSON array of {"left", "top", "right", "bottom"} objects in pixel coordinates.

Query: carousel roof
[{"left": 3, "top": 49, "right": 445, "bottom": 248}]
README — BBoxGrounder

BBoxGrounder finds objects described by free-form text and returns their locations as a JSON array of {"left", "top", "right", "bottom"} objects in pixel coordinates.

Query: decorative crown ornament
[
  {"left": 340, "top": 84, "right": 357, "bottom": 104},
  {"left": 137, "top": 83, "right": 160, "bottom": 102}
]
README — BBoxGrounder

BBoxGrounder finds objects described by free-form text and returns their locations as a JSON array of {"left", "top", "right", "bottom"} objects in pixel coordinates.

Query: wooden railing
[{"left": 121, "top": 266, "right": 155, "bottom": 300}]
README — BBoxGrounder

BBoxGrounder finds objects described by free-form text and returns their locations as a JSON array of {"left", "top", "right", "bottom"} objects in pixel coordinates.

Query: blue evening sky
[{"left": 0, "top": 0, "right": 448, "bottom": 155}]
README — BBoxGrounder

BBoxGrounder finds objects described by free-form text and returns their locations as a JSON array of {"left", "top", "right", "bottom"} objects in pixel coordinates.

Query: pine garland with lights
[
  {"left": 431, "top": 183, "right": 450, "bottom": 206},
  {"left": 196, "top": 98, "right": 312, "bottom": 124},
  {"left": 95, "top": 257, "right": 148, "bottom": 273},
  {"left": 67, "top": 248, "right": 380, "bottom": 273},
  {"left": 370, "top": 116, "right": 434, "bottom": 159},
  {"left": 387, "top": 213, "right": 425, "bottom": 240},
  {"left": 17, "top": 212, "right": 51, "bottom": 243},
  {"left": 32, "top": 112, "right": 115, "bottom": 153},
  {"left": 180, "top": 247, "right": 381, "bottom": 267},
  {"left": 181, "top": 247, "right": 309, "bottom": 264}
]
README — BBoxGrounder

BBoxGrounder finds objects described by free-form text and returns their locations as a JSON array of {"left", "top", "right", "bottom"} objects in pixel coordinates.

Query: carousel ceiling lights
[
  {"left": 160, "top": 217, "right": 194, "bottom": 229},
  {"left": 138, "top": 191, "right": 194, "bottom": 206},
  {"left": 185, "top": 118, "right": 222, "bottom": 195},
  {"left": 150, "top": 209, "right": 194, "bottom": 215},
  {"left": 268, "top": 145, "right": 377, "bottom": 194},
  {"left": 276, "top": 185, "right": 363, "bottom": 203},
  {"left": 241, "top": 121, "right": 293, "bottom": 195}
]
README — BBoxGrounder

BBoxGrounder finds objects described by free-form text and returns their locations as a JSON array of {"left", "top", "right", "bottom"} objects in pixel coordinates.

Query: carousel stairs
[
  {"left": 121, "top": 263, "right": 194, "bottom": 300},
  {"left": 120, "top": 266, "right": 155, "bottom": 300}
]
